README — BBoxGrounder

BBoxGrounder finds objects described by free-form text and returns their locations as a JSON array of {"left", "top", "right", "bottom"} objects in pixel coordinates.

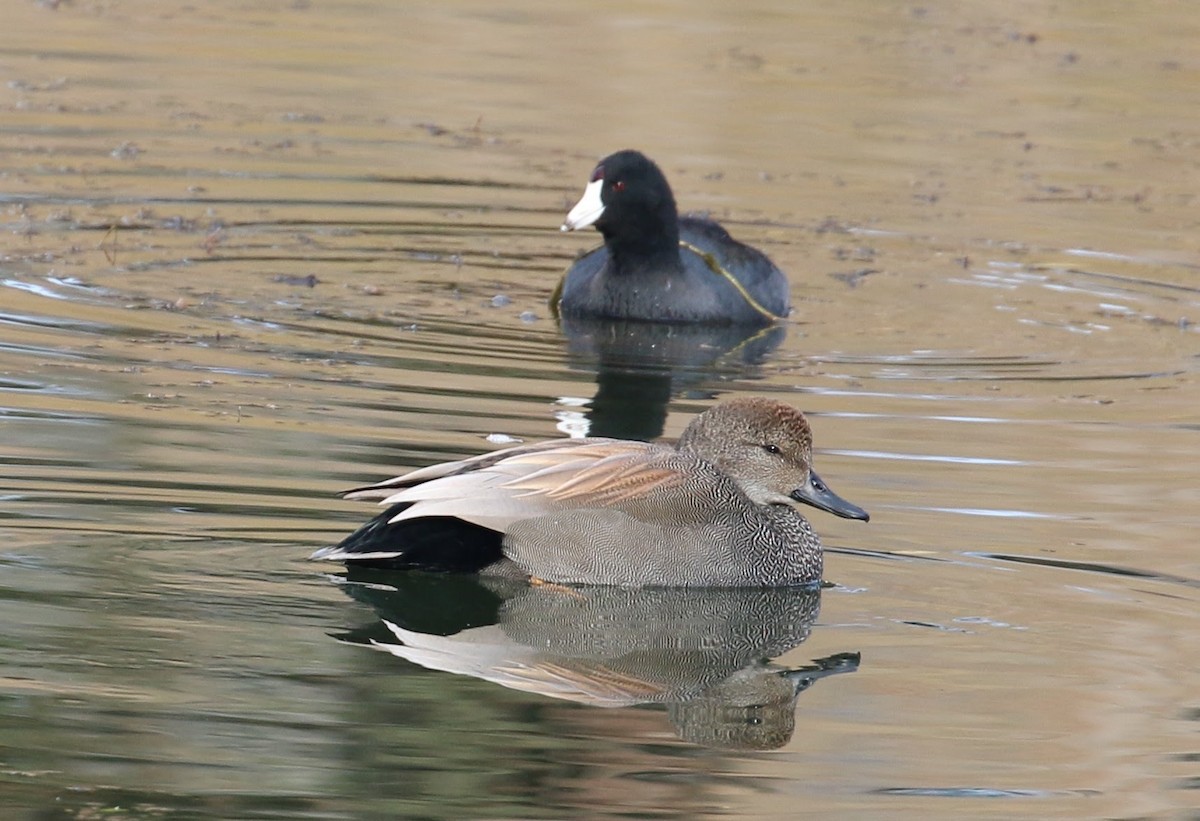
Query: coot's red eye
[
  {"left": 612, "top": 180, "right": 626, "bottom": 193},
  {"left": 590, "top": 166, "right": 605, "bottom": 182}
]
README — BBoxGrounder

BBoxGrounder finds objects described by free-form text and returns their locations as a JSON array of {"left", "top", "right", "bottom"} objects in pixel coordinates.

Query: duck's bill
[
  {"left": 790, "top": 470, "right": 870, "bottom": 521},
  {"left": 561, "top": 178, "right": 605, "bottom": 231}
]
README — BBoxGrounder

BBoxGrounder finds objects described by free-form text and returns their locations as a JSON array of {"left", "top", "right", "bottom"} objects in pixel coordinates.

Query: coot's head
[{"left": 561, "top": 150, "right": 679, "bottom": 242}]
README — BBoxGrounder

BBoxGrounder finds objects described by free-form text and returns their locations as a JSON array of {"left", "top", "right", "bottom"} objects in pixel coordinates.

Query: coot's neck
[{"left": 599, "top": 196, "right": 683, "bottom": 275}]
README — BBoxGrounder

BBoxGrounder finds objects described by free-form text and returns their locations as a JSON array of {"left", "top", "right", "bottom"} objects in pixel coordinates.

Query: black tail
[{"left": 324, "top": 503, "right": 505, "bottom": 572}]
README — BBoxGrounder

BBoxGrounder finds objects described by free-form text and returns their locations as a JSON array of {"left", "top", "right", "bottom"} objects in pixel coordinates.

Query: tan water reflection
[{"left": 1, "top": 1, "right": 1198, "bottom": 818}]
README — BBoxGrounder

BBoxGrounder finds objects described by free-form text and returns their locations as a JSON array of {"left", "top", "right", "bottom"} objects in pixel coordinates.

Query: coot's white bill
[{"left": 561, "top": 177, "right": 605, "bottom": 231}]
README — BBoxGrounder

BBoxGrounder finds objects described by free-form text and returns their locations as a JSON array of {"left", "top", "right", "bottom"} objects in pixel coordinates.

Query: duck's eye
[
  {"left": 762, "top": 443, "right": 782, "bottom": 455},
  {"left": 611, "top": 179, "right": 626, "bottom": 193}
]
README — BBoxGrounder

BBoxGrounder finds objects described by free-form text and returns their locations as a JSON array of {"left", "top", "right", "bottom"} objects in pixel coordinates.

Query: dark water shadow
[
  {"left": 974, "top": 552, "right": 1200, "bottom": 591},
  {"left": 330, "top": 570, "right": 858, "bottom": 750},
  {"left": 557, "top": 315, "right": 787, "bottom": 440}
]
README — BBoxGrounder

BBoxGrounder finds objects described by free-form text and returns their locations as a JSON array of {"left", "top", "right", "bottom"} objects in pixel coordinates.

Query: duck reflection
[
  {"left": 558, "top": 315, "right": 787, "bottom": 440},
  {"left": 333, "top": 571, "right": 859, "bottom": 750}
]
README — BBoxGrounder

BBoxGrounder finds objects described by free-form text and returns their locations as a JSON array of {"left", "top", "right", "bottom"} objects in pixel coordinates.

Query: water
[{"left": 2, "top": 1, "right": 1198, "bottom": 818}]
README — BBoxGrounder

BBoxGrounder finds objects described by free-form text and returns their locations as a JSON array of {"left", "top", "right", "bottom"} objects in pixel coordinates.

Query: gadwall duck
[
  {"left": 555, "top": 150, "right": 791, "bottom": 326},
  {"left": 312, "top": 397, "right": 868, "bottom": 587}
]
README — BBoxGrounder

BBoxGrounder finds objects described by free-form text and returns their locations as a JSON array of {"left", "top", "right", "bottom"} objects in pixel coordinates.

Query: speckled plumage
[{"left": 312, "top": 397, "right": 869, "bottom": 587}]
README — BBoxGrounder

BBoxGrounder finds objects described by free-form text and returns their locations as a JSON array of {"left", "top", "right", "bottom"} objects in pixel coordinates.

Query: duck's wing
[
  {"left": 342, "top": 437, "right": 609, "bottom": 501},
  {"left": 372, "top": 441, "right": 697, "bottom": 532}
]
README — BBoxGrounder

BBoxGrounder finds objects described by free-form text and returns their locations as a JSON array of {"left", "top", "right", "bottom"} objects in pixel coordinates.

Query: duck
[
  {"left": 311, "top": 397, "right": 868, "bottom": 587},
  {"left": 554, "top": 150, "right": 792, "bottom": 326}
]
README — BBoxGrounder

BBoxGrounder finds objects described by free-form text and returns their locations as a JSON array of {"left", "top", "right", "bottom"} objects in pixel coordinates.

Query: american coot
[
  {"left": 554, "top": 150, "right": 792, "bottom": 326},
  {"left": 311, "top": 397, "right": 869, "bottom": 587}
]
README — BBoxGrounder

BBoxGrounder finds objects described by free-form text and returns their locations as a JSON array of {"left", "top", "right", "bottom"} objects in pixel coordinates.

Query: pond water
[{"left": 2, "top": 1, "right": 1198, "bottom": 818}]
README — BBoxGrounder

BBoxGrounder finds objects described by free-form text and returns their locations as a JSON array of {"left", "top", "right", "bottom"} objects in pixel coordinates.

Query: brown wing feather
[
  {"left": 342, "top": 437, "right": 620, "bottom": 500},
  {"left": 500, "top": 447, "right": 690, "bottom": 507},
  {"left": 355, "top": 438, "right": 709, "bottom": 536}
]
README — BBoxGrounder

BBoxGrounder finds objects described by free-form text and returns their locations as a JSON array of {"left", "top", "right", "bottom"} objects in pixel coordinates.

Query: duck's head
[{"left": 678, "top": 397, "right": 869, "bottom": 522}]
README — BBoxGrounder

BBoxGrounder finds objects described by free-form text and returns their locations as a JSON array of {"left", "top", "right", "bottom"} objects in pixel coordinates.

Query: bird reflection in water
[
  {"left": 557, "top": 315, "right": 787, "bottom": 440},
  {"left": 331, "top": 571, "right": 859, "bottom": 750}
]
